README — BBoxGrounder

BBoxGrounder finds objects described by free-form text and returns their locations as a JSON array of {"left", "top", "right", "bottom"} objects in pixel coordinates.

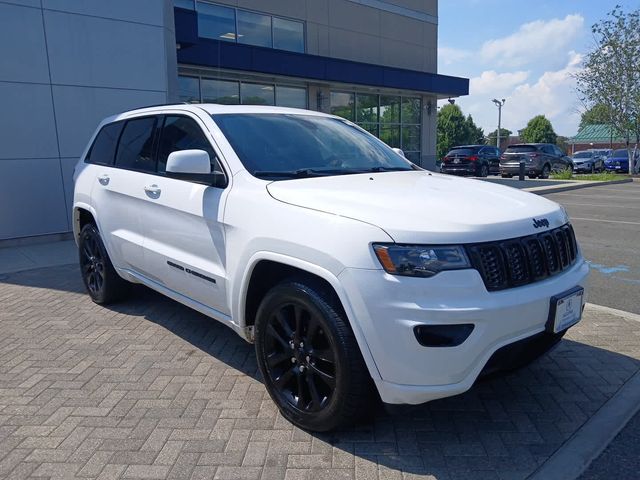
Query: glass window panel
[
  {"left": 276, "top": 86, "right": 307, "bottom": 109},
  {"left": 201, "top": 78, "right": 239, "bottom": 104},
  {"left": 237, "top": 10, "right": 272, "bottom": 48},
  {"left": 380, "top": 95, "right": 400, "bottom": 124},
  {"left": 273, "top": 17, "right": 304, "bottom": 52},
  {"left": 87, "top": 122, "right": 124, "bottom": 166},
  {"left": 401, "top": 125, "right": 420, "bottom": 152},
  {"left": 241, "top": 83, "right": 275, "bottom": 105},
  {"left": 357, "top": 123, "right": 378, "bottom": 137},
  {"left": 174, "top": 0, "right": 194, "bottom": 10},
  {"left": 330, "top": 92, "right": 355, "bottom": 121},
  {"left": 380, "top": 125, "right": 400, "bottom": 148},
  {"left": 356, "top": 94, "right": 378, "bottom": 123},
  {"left": 115, "top": 117, "right": 158, "bottom": 172},
  {"left": 402, "top": 97, "right": 421, "bottom": 124},
  {"left": 158, "top": 116, "right": 218, "bottom": 173},
  {"left": 178, "top": 76, "right": 200, "bottom": 103},
  {"left": 197, "top": 2, "right": 236, "bottom": 41}
]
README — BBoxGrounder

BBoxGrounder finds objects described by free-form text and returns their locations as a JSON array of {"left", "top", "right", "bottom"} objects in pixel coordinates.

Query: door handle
[
  {"left": 144, "top": 184, "right": 161, "bottom": 198},
  {"left": 97, "top": 174, "right": 110, "bottom": 186}
]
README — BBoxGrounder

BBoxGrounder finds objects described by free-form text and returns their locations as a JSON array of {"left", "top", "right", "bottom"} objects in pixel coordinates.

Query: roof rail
[{"left": 132, "top": 101, "right": 192, "bottom": 110}]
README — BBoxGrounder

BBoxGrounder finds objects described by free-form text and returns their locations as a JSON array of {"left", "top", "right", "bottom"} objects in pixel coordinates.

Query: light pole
[{"left": 492, "top": 99, "right": 506, "bottom": 149}]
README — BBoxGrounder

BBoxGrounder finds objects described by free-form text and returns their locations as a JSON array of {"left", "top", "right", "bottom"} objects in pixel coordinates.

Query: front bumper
[
  {"left": 572, "top": 164, "right": 592, "bottom": 173},
  {"left": 339, "top": 258, "right": 589, "bottom": 404}
]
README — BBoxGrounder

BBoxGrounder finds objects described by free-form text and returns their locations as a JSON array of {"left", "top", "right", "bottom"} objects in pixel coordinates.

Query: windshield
[
  {"left": 505, "top": 145, "right": 537, "bottom": 153},
  {"left": 573, "top": 152, "right": 592, "bottom": 159},
  {"left": 212, "top": 113, "right": 415, "bottom": 178},
  {"left": 612, "top": 149, "right": 628, "bottom": 158}
]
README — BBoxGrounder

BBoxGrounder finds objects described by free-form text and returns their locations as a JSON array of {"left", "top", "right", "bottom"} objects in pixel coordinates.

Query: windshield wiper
[
  {"left": 253, "top": 168, "right": 331, "bottom": 179},
  {"left": 360, "top": 166, "right": 413, "bottom": 172}
]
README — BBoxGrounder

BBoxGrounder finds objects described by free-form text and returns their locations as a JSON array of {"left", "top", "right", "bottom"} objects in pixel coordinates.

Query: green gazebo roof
[{"left": 568, "top": 124, "right": 625, "bottom": 144}]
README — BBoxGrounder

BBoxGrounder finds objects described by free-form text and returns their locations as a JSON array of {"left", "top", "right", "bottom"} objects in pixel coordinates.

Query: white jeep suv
[{"left": 73, "top": 104, "right": 589, "bottom": 431}]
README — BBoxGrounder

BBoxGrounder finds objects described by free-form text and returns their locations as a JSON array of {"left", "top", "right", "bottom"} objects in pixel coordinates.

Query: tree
[
  {"left": 578, "top": 103, "right": 615, "bottom": 130},
  {"left": 520, "top": 115, "right": 557, "bottom": 144},
  {"left": 486, "top": 128, "right": 512, "bottom": 148},
  {"left": 436, "top": 105, "right": 486, "bottom": 159},
  {"left": 556, "top": 136, "right": 569, "bottom": 155},
  {"left": 575, "top": 5, "right": 640, "bottom": 173},
  {"left": 465, "top": 115, "right": 485, "bottom": 145},
  {"left": 436, "top": 104, "right": 468, "bottom": 159}
]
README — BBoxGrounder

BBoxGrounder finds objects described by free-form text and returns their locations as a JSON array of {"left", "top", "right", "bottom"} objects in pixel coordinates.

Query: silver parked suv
[{"left": 500, "top": 143, "right": 573, "bottom": 179}]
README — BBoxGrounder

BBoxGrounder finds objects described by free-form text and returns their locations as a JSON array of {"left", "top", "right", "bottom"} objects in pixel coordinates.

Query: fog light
[{"left": 413, "top": 324, "right": 475, "bottom": 347}]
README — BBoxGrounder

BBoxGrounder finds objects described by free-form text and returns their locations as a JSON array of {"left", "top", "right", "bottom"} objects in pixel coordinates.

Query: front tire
[
  {"left": 540, "top": 164, "right": 550, "bottom": 179},
  {"left": 79, "top": 223, "right": 130, "bottom": 304},
  {"left": 255, "top": 279, "right": 372, "bottom": 431}
]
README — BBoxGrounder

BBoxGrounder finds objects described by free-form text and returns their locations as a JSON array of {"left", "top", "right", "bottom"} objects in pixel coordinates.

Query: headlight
[{"left": 372, "top": 244, "right": 471, "bottom": 277}]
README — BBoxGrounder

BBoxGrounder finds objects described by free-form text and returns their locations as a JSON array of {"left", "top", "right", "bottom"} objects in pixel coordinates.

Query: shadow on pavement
[{"left": 1, "top": 264, "right": 639, "bottom": 479}]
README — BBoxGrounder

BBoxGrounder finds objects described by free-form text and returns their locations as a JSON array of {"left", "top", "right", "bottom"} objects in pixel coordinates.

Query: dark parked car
[
  {"left": 440, "top": 145, "right": 501, "bottom": 177},
  {"left": 571, "top": 150, "right": 605, "bottom": 173},
  {"left": 604, "top": 149, "right": 637, "bottom": 173},
  {"left": 500, "top": 143, "right": 573, "bottom": 179}
]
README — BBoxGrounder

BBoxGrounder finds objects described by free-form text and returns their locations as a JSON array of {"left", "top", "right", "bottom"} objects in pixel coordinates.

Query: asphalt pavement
[{"left": 541, "top": 181, "right": 640, "bottom": 315}]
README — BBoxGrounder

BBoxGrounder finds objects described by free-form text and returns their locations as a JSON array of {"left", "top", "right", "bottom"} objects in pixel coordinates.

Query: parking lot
[{"left": 541, "top": 181, "right": 640, "bottom": 314}]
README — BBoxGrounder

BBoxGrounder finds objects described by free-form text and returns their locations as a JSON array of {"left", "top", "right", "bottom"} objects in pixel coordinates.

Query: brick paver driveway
[{"left": 1, "top": 265, "right": 639, "bottom": 480}]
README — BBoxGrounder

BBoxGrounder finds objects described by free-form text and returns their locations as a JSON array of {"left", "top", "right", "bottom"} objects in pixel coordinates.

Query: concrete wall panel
[
  {"left": 0, "top": 82, "right": 59, "bottom": 160},
  {"left": 0, "top": 3, "right": 50, "bottom": 83},
  {"left": 44, "top": 10, "right": 168, "bottom": 91},
  {"left": 0, "top": 158, "right": 68, "bottom": 239},
  {"left": 42, "top": 0, "right": 165, "bottom": 26},
  {"left": 52, "top": 85, "right": 166, "bottom": 158}
]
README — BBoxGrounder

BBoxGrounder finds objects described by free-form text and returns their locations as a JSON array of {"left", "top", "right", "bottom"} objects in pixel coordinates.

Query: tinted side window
[
  {"left": 86, "top": 122, "right": 123, "bottom": 165},
  {"left": 157, "top": 116, "right": 220, "bottom": 173},
  {"left": 115, "top": 117, "right": 158, "bottom": 172},
  {"left": 541, "top": 145, "right": 553, "bottom": 155}
]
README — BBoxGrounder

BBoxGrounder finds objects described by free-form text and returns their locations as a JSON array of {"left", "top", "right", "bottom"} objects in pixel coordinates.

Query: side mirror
[
  {"left": 166, "top": 149, "right": 226, "bottom": 187},
  {"left": 392, "top": 147, "right": 406, "bottom": 158}
]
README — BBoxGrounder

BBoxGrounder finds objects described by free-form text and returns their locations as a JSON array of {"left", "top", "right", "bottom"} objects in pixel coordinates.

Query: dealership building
[{"left": 0, "top": 0, "right": 468, "bottom": 241}]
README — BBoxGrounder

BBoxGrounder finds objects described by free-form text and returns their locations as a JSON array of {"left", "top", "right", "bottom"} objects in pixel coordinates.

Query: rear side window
[
  {"left": 85, "top": 122, "right": 123, "bottom": 165},
  {"left": 506, "top": 145, "right": 536, "bottom": 153},
  {"left": 115, "top": 117, "right": 158, "bottom": 172},
  {"left": 157, "top": 116, "right": 220, "bottom": 173}
]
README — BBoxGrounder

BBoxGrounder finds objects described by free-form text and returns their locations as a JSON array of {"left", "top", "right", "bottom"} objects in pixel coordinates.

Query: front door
[{"left": 139, "top": 114, "right": 230, "bottom": 316}]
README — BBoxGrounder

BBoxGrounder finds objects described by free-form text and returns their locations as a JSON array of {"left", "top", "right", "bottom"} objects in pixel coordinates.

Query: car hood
[{"left": 266, "top": 171, "right": 568, "bottom": 243}]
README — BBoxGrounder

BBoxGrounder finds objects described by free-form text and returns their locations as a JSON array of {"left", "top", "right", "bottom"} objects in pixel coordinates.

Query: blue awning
[{"left": 175, "top": 8, "right": 468, "bottom": 97}]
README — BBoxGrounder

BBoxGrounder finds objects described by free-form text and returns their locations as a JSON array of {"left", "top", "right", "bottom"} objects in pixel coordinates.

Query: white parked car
[{"left": 73, "top": 104, "right": 589, "bottom": 431}]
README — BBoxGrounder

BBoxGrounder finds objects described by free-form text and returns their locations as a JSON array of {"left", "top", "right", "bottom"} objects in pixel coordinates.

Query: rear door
[
  {"left": 91, "top": 116, "right": 159, "bottom": 272},
  {"left": 140, "top": 113, "right": 231, "bottom": 316}
]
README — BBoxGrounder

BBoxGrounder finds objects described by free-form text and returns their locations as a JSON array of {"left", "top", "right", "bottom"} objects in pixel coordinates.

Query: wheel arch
[
  {"left": 72, "top": 203, "right": 99, "bottom": 245},
  {"left": 237, "top": 252, "right": 382, "bottom": 381}
]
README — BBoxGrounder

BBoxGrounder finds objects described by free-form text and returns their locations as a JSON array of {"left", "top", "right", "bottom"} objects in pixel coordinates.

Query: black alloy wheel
[
  {"left": 255, "top": 279, "right": 372, "bottom": 431},
  {"left": 479, "top": 164, "right": 489, "bottom": 177},
  {"left": 80, "top": 231, "right": 105, "bottom": 296},
  {"left": 263, "top": 302, "right": 336, "bottom": 413},
  {"left": 78, "top": 223, "right": 130, "bottom": 304}
]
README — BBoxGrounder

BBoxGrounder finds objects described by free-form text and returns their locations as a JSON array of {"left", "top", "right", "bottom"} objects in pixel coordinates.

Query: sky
[{"left": 437, "top": 0, "right": 636, "bottom": 137}]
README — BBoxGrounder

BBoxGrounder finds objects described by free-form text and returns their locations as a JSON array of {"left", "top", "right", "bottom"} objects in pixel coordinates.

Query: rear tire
[
  {"left": 78, "top": 223, "right": 130, "bottom": 304},
  {"left": 479, "top": 164, "right": 489, "bottom": 177},
  {"left": 255, "top": 279, "right": 373, "bottom": 431}
]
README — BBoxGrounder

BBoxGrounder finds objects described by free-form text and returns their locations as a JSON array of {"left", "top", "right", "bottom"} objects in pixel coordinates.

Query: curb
[
  {"left": 528, "top": 304, "right": 640, "bottom": 480},
  {"left": 524, "top": 178, "right": 633, "bottom": 195}
]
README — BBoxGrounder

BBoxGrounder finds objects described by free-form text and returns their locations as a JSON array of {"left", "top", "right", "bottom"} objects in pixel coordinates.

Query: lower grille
[{"left": 466, "top": 224, "right": 578, "bottom": 291}]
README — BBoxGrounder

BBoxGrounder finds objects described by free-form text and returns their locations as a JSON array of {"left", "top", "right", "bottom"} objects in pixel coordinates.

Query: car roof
[
  {"left": 114, "top": 103, "right": 332, "bottom": 119},
  {"left": 450, "top": 145, "right": 487, "bottom": 148}
]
